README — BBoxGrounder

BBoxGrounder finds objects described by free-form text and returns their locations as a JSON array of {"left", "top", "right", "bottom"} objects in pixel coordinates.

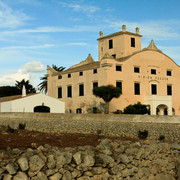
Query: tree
[
  {"left": 0, "top": 86, "right": 21, "bottom": 97},
  {"left": 38, "top": 64, "right": 66, "bottom": 93},
  {"left": 93, "top": 85, "right": 122, "bottom": 114},
  {"left": 123, "top": 102, "right": 149, "bottom": 114},
  {"left": 15, "top": 79, "right": 36, "bottom": 94}
]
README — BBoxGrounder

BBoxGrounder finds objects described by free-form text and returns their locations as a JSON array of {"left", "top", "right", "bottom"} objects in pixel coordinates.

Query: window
[
  {"left": 68, "top": 74, "right": 71, "bottom": 78},
  {"left": 93, "top": 69, "right": 97, "bottom": 74},
  {"left": 167, "top": 70, "right": 172, "bottom": 76},
  {"left": 58, "top": 87, "right": 62, "bottom": 98},
  {"left": 134, "top": 83, "right": 140, "bottom": 95},
  {"left": 79, "top": 84, "right": 84, "bottom": 96},
  {"left": 167, "top": 85, "right": 172, "bottom": 95},
  {"left": 79, "top": 72, "right": 83, "bottom": 76},
  {"left": 134, "top": 67, "right": 140, "bottom": 73},
  {"left": 58, "top": 75, "right": 62, "bottom": 79},
  {"left": 93, "top": 82, "right": 98, "bottom": 89},
  {"left": 76, "top": 108, "right": 82, "bottom": 114},
  {"left": 67, "top": 86, "right": 72, "bottom": 98},
  {"left": 151, "top": 69, "right": 156, "bottom": 75},
  {"left": 116, "top": 81, "right": 122, "bottom": 93},
  {"left": 112, "top": 54, "right": 116, "bottom": 59},
  {"left": 109, "top": 39, "right": 113, "bottom": 49},
  {"left": 116, "top": 65, "right": 122, "bottom": 71},
  {"left": 131, "top": 38, "right": 135, "bottom": 47},
  {"left": 151, "top": 84, "right": 157, "bottom": 95}
]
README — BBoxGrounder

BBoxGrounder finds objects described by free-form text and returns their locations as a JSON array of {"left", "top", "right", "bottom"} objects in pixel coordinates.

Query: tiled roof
[{"left": 0, "top": 94, "right": 36, "bottom": 103}]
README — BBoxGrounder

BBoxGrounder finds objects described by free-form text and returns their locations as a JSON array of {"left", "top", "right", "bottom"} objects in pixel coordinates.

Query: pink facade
[{"left": 47, "top": 25, "right": 180, "bottom": 115}]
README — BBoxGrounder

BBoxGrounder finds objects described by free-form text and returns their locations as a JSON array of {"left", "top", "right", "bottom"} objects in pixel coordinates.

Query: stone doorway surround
[{"left": 145, "top": 95, "right": 172, "bottom": 115}]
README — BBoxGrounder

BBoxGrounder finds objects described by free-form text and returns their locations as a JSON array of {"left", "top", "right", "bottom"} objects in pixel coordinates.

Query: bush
[
  {"left": 159, "top": 135, "right": 165, "bottom": 141},
  {"left": 97, "top": 129, "right": 102, "bottom": 135},
  {"left": 113, "top": 110, "right": 123, "bottom": 114},
  {"left": 123, "top": 102, "right": 149, "bottom": 114},
  {"left": 18, "top": 123, "right": 26, "bottom": 130},
  {"left": 7, "top": 125, "right": 16, "bottom": 133},
  {"left": 138, "top": 130, "right": 148, "bottom": 139}
]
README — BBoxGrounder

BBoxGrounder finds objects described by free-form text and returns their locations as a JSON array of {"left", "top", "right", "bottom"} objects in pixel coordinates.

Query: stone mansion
[{"left": 47, "top": 25, "right": 180, "bottom": 115}]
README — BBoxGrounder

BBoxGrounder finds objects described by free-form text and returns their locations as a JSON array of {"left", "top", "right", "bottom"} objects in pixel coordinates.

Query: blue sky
[{"left": 0, "top": 0, "right": 180, "bottom": 87}]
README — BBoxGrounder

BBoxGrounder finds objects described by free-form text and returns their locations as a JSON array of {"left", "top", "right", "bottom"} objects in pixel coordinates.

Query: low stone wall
[
  {"left": 1, "top": 139, "right": 180, "bottom": 179},
  {"left": 0, "top": 113, "right": 180, "bottom": 141}
]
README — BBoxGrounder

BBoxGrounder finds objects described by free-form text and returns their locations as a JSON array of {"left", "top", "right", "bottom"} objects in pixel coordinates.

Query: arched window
[{"left": 76, "top": 108, "right": 82, "bottom": 114}]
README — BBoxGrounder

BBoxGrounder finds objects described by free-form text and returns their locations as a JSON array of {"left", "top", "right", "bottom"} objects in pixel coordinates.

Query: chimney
[
  {"left": 99, "top": 31, "right": 103, "bottom": 38},
  {"left": 22, "top": 85, "right": 26, "bottom": 97},
  {"left": 136, "top": 27, "right": 139, "bottom": 34},
  {"left": 122, "top": 25, "right": 126, "bottom": 32}
]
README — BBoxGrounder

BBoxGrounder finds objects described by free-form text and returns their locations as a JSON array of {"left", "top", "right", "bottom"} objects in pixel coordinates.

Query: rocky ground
[
  {"left": 0, "top": 126, "right": 137, "bottom": 149},
  {"left": 0, "top": 126, "right": 180, "bottom": 179}
]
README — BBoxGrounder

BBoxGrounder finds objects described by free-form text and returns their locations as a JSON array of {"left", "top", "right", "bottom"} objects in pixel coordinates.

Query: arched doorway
[
  {"left": 76, "top": 108, "right": 82, "bottom": 114},
  {"left": 34, "top": 105, "right": 50, "bottom": 113},
  {"left": 156, "top": 104, "right": 168, "bottom": 115}
]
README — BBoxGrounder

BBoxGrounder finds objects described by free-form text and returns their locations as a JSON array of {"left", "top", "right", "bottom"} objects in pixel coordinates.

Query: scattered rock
[
  {"left": 17, "top": 156, "right": 29, "bottom": 171},
  {"left": 6, "top": 163, "right": 17, "bottom": 175},
  {"left": 0, "top": 139, "right": 179, "bottom": 179},
  {"left": 13, "top": 171, "right": 28, "bottom": 180},
  {"left": 29, "top": 155, "right": 45, "bottom": 172}
]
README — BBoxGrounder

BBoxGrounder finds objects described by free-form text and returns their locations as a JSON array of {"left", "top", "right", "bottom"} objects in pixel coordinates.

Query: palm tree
[
  {"left": 15, "top": 79, "right": 36, "bottom": 94},
  {"left": 93, "top": 85, "right": 122, "bottom": 114},
  {"left": 38, "top": 64, "right": 66, "bottom": 93}
]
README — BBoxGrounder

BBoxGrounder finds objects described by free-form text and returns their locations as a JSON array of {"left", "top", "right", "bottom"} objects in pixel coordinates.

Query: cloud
[
  {"left": 59, "top": 2, "right": 100, "bottom": 17},
  {"left": 0, "top": 61, "right": 45, "bottom": 86},
  {"left": 66, "top": 42, "right": 87, "bottom": 46},
  {"left": 0, "top": 1, "right": 29, "bottom": 28},
  {"left": 110, "top": 19, "right": 180, "bottom": 40},
  {"left": 2, "top": 25, "right": 99, "bottom": 34},
  {"left": 0, "top": 44, "right": 56, "bottom": 50},
  {"left": 0, "top": 70, "right": 30, "bottom": 86},
  {"left": 22, "top": 61, "right": 45, "bottom": 73}
]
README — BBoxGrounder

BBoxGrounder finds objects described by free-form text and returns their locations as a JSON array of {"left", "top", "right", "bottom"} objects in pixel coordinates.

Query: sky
[{"left": 0, "top": 0, "right": 180, "bottom": 88}]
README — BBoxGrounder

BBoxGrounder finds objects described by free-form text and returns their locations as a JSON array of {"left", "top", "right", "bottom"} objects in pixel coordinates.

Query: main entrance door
[{"left": 34, "top": 105, "right": 50, "bottom": 113}]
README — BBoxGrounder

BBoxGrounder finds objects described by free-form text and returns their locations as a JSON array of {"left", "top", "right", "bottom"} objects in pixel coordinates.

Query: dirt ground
[{"left": 0, "top": 126, "right": 138, "bottom": 150}]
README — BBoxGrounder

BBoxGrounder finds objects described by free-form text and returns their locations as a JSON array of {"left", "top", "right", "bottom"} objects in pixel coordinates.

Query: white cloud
[
  {"left": 0, "top": 70, "right": 30, "bottom": 86},
  {"left": 0, "top": 61, "right": 45, "bottom": 86},
  {"left": 22, "top": 61, "right": 45, "bottom": 73},
  {"left": 0, "top": 44, "right": 56, "bottom": 50},
  {"left": 110, "top": 20, "right": 180, "bottom": 40},
  {"left": 66, "top": 42, "right": 87, "bottom": 46},
  {"left": 60, "top": 2, "right": 100, "bottom": 17},
  {"left": 2, "top": 25, "right": 99, "bottom": 34},
  {"left": 0, "top": 1, "right": 29, "bottom": 28}
]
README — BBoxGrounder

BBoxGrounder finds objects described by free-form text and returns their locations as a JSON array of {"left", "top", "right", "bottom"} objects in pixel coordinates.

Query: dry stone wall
[
  {"left": 1, "top": 139, "right": 180, "bottom": 179},
  {"left": 1, "top": 113, "right": 180, "bottom": 141}
]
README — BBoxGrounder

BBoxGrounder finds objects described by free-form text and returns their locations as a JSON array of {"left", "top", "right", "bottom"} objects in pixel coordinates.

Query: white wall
[
  {"left": 1, "top": 101, "right": 11, "bottom": 112},
  {"left": 1, "top": 94, "right": 65, "bottom": 113}
]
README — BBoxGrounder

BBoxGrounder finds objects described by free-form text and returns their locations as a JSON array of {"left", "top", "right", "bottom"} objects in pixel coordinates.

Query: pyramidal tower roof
[
  {"left": 142, "top": 40, "right": 162, "bottom": 52},
  {"left": 147, "top": 40, "right": 158, "bottom": 50}
]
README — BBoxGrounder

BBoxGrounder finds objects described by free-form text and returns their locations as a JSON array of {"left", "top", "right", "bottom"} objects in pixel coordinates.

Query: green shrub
[
  {"left": 7, "top": 125, "right": 16, "bottom": 133},
  {"left": 138, "top": 130, "right": 148, "bottom": 139},
  {"left": 123, "top": 102, "right": 149, "bottom": 114},
  {"left": 159, "top": 135, "right": 165, "bottom": 141},
  {"left": 113, "top": 110, "right": 123, "bottom": 114},
  {"left": 18, "top": 123, "right": 26, "bottom": 130},
  {"left": 97, "top": 129, "right": 102, "bottom": 135}
]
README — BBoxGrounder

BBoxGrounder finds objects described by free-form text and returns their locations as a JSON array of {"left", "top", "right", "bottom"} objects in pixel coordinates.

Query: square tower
[{"left": 97, "top": 25, "right": 142, "bottom": 60}]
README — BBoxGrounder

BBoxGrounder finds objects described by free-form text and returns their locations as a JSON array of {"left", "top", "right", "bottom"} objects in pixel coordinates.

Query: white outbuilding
[{"left": 0, "top": 88, "right": 65, "bottom": 113}]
